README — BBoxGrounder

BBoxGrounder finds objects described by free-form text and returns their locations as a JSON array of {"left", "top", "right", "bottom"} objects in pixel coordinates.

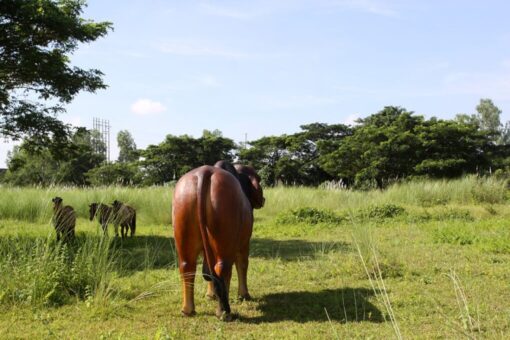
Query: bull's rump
[{"left": 173, "top": 166, "right": 252, "bottom": 259}]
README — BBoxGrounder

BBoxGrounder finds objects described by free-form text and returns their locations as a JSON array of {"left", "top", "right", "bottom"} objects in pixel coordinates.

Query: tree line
[
  {"left": 2, "top": 99, "right": 509, "bottom": 188},
  {"left": 1, "top": 2, "right": 508, "bottom": 188}
]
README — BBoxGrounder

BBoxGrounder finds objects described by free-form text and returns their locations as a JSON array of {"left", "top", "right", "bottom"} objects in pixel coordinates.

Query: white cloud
[
  {"left": 157, "top": 41, "right": 249, "bottom": 59},
  {"left": 131, "top": 99, "right": 167, "bottom": 115}
]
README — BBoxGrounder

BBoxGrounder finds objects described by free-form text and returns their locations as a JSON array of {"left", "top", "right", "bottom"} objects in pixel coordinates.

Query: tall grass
[
  {"left": 0, "top": 186, "right": 173, "bottom": 225},
  {"left": 0, "top": 176, "right": 506, "bottom": 225},
  {"left": 0, "top": 235, "right": 118, "bottom": 307},
  {"left": 351, "top": 222, "right": 402, "bottom": 339}
]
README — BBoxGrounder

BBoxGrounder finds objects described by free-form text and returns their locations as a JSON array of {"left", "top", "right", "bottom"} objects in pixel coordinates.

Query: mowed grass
[{"left": 0, "top": 176, "right": 509, "bottom": 338}]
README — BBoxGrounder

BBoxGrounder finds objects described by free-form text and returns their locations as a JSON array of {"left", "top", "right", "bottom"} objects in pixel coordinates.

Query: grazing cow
[
  {"left": 52, "top": 197, "right": 76, "bottom": 242},
  {"left": 111, "top": 200, "right": 136, "bottom": 238},
  {"left": 172, "top": 162, "right": 264, "bottom": 320},
  {"left": 89, "top": 203, "right": 113, "bottom": 234}
]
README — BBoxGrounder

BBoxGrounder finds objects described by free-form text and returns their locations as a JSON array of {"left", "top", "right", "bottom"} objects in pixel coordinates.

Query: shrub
[
  {"left": 358, "top": 204, "right": 406, "bottom": 220},
  {"left": 276, "top": 207, "right": 343, "bottom": 225}
]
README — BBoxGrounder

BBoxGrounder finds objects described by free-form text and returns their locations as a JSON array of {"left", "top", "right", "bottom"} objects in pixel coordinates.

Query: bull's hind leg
[
  {"left": 178, "top": 252, "right": 200, "bottom": 316},
  {"left": 206, "top": 281, "right": 216, "bottom": 300},
  {"left": 235, "top": 247, "right": 251, "bottom": 301},
  {"left": 213, "top": 260, "right": 233, "bottom": 321}
]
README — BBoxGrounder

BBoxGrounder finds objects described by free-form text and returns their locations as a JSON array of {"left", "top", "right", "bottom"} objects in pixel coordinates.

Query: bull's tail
[{"left": 196, "top": 172, "right": 230, "bottom": 314}]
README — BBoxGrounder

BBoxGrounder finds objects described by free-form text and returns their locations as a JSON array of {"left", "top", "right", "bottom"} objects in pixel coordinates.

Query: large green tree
[
  {"left": 117, "top": 130, "right": 138, "bottom": 163},
  {"left": 4, "top": 127, "right": 105, "bottom": 185},
  {"left": 320, "top": 107, "right": 422, "bottom": 188},
  {"left": 141, "top": 131, "right": 235, "bottom": 185},
  {"left": 0, "top": 0, "right": 112, "bottom": 142},
  {"left": 476, "top": 98, "right": 502, "bottom": 134},
  {"left": 414, "top": 119, "right": 491, "bottom": 177},
  {"left": 239, "top": 123, "right": 351, "bottom": 186}
]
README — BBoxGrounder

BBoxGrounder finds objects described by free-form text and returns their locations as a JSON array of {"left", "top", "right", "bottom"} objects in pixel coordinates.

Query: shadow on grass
[
  {"left": 250, "top": 238, "right": 351, "bottom": 260},
  {"left": 115, "top": 237, "right": 349, "bottom": 272},
  {"left": 0, "top": 233, "right": 350, "bottom": 274},
  {"left": 243, "top": 288, "right": 384, "bottom": 324},
  {"left": 112, "top": 235, "right": 177, "bottom": 273}
]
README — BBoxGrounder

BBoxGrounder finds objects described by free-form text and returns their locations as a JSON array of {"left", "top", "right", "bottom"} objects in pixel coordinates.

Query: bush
[
  {"left": 359, "top": 204, "right": 406, "bottom": 219},
  {"left": 276, "top": 207, "right": 343, "bottom": 225}
]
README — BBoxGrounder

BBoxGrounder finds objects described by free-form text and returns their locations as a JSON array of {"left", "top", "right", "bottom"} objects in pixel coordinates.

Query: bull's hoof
[
  {"left": 218, "top": 311, "right": 235, "bottom": 322},
  {"left": 181, "top": 310, "right": 196, "bottom": 317},
  {"left": 238, "top": 294, "right": 252, "bottom": 302}
]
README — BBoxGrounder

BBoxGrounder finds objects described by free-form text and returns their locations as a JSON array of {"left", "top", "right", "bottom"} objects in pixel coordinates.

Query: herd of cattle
[
  {"left": 51, "top": 160, "right": 264, "bottom": 321},
  {"left": 51, "top": 196, "right": 136, "bottom": 241}
]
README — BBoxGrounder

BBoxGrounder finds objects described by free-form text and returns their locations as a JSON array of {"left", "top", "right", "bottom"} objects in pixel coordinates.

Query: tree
[
  {"left": 238, "top": 123, "right": 351, "bottom": 186},
  {"left": 476, "top": 98, "right": 502, "bottom": 133},
  {"left": 320, "top": 107, "right": 422, "bottom": 188},
  {"left": 3, "top": 127, "right": 105, "bottom": 185},
  {"left": 0, "top": 0, "right": 112, "bottom": 142},
  {"left": 86, "top": 162, "right": 142, "bottom": 186},
  {"left": 140, "top": 132, "right": 235, "bottom": 185},
  {"left": 414, "top": 119, "right": 491, "bottom": 177},
  {"left": 117, "top": 130, "right": 138, "bottom": 163}
]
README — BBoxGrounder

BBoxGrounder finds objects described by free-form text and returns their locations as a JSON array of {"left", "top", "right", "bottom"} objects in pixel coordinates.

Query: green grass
[{"left": 1, "top": 177, "right": 510, "bottom": 338}]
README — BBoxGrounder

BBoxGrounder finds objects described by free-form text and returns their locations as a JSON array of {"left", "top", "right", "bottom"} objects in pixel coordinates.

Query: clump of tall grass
[
  {"left": 0, "top": 186, "right": 173, "bottom": 225},
  {"left": 351, "top": 222, "right": 402, "bottom": 339},
  {"left": 434, "top": 270, "right": 481, "bottom": 338},
  {"left": 0, "top": 235, "right": 118, "bottom": 307},
  {"left": 383, "top": 175, "right": 507, "bottom": 206}
]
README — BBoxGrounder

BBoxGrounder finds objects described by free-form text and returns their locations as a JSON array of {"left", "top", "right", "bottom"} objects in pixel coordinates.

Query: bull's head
[
  {"left": 52, "top": 196, "right": 63, "bottom": 209},
  {"left": 235, "top": 164, "right": 265, "bottom": 209}
]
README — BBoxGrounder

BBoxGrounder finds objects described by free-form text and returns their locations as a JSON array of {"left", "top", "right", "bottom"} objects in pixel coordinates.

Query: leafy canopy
[{"left": 0, "top": 0, "right": 112, "bottom": 141}]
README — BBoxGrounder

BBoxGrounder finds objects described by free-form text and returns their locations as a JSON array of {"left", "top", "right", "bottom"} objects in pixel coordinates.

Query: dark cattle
[
  {"left": 52, "top": 197, "right": 76, "bottom": 242},
  {"left": 89, "top": 203, "right": 113, "bottom": 234},
  {"left": 172, "top": 163, "right": 264, "bottom": 320},
  {"left": 111, "top": 200, "right": 136, "bottom": 238}
]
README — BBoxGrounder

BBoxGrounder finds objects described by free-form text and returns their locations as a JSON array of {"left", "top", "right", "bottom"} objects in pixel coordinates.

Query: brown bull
[{"left": 172, "top": 162, "right": 264, "bottom": 320}]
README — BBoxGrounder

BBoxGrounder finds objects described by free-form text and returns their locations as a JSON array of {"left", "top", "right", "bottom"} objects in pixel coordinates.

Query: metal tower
[{"left": 92, "top": 117, "right": 111, "bottom": 162}]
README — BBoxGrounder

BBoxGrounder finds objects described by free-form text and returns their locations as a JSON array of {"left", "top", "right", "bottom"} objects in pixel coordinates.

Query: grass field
[{"left": 1, "top": 176, "right": 509, "bottom": 339}]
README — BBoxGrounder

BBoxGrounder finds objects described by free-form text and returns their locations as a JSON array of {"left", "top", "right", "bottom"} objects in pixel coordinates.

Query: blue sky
[{"left": 2, "top": 0, "right": 510, "bottom": 166}]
